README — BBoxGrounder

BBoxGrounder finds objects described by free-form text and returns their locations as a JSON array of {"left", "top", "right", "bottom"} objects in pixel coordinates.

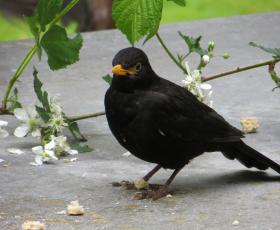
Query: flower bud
[
  {"left": 202, "top": 55, "right": 210, "bottom": 64},
  {"left": 223, "top": 52, "right": 230, "bottom": 59},
  {"left": 208, "top": 41, "right": 215, "bottom": 52}
]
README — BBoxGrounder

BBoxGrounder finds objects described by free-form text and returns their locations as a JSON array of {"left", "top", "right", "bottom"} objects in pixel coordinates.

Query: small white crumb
[
  {"left": 22, "top": 221, "right": 46, "bottom": 230},
  {"left": 166, "top": 194, "right": 173, "bottom": 198},
  {"left": 240, "top": 117, "right": 259, "bottom": 133},
  {"left": 29, "top": 162, "right": 42, "bottom": 166},
  {"left": 56, "top": 210, "right": 66, "bottom": 215},
  {"left": 232, "top": 220, "right": 240, "bottom": 226},
  {"left": 64, "top": 158, "right": 78, "bottom": 163},
  {"left": 8, "top": 148, "right": 24, "bottom": 155},
  {"left": 134, "top": 178, "right": 149, "bottom": 190},
  {"left": 67, "top": 200, "right": 84, "bottom": 215},
  {"left": 122, "top": 151, "right": 131, "bottom": 157},
  {"left": 0, "top": 159, "right": 5, "bottom": 163}
]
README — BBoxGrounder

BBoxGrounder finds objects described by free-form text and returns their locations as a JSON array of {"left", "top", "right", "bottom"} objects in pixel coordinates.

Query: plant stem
[
  {"left": 68, "top": 111, "right": 105, "bottom": 122},
  {"left": 49, "top": 0, "right": 80, "bottom": 28},
  {"left": 202, "top": 58, "right": 280, "bottom": 82},
  {"left": 1, "top": 45, "right": 38, "bottom": 112},
  {"left": 156, "top": 33, "right": 189, "bottom": 75}
]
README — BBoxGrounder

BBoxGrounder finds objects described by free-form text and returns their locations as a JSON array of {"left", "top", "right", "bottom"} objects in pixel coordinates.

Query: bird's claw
[{"left": 133, "top": 185, "right": 170, "bottom": 200}]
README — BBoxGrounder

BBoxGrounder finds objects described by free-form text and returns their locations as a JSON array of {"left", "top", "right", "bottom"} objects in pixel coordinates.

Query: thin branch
[
  {"left": 202, "top": 58, "right": 280, "bottom": 82},
  {"left": 67, "top": 111, "right": 105, "bottom": 122},
  {"left": 156, "top": 33, "right": 189, "bottom": 75}
]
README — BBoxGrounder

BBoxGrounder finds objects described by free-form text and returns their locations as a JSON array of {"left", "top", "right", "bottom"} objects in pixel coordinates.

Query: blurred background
[{"left": 0, "top": 0, "right": 279, "bottom": 42}]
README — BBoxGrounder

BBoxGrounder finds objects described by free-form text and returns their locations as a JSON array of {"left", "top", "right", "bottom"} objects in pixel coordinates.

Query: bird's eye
[{"left": 135, "top": 62, "right": 142, "bottom": 71}]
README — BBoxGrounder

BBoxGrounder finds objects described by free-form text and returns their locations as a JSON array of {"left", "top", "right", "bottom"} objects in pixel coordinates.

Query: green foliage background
[{"left": 0, "top": 0, "right": 279, "bottom": 42}]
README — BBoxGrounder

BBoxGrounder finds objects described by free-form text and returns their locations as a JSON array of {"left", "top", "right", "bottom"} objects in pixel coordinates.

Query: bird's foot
[
  {"left": 152, "top": 185, "right": 170, "bottom": 200},
  {"left": 133, "top": 185, "right": 171, "bottom": 200},
  {"left": 111, "top": 180, "right": 136, "bottom": 190}
]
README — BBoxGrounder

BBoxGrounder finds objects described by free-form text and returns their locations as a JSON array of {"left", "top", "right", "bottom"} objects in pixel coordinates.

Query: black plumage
[{"left": 105, "top": 47, "right": 280, "bottom": 199}]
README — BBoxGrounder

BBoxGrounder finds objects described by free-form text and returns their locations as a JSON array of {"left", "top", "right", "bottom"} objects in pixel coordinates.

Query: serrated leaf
[
  {"left": 41, "top": 25, "right": 83, "bottom": 70},
  {"left": 102, "top": 74, "right": 113, "bottom": 85},
  {"left": 33, "top": 68, "right": 50, "bottom": 111},
  {"left": 249, "top": 42, "right": 280, "bottom": 58},
  {"left": 70, "top": 143, "right": 94, "bottom": 153},
  {"left": 112, "top": 0, "right": 163, "bottom": 45},
  {"left": 167, "top": 0, "right": 186, "bottom": 6},
  {"left": 36, "top": 106, "right": 50, "bottom": 122},
  {"left": 67, "top": 121, "right": 87, "bottom": 142},
  {"left": 179, "top": 31, "right": 207, "bottom": 56},
  {"left": 7, "top": 88, "right": 22, "bottom": 112},
  {"left": 37, "top": 0, "right": 63, "bottom": 31}
]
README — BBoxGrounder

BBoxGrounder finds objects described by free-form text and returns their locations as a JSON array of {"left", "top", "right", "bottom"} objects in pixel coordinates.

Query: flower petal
[
  {"left": 0, "top": 120, "right": 8, "bottom": 126},
  {"left": 200, "top": 83, "right": 212, "bottom": 91},
  {"left": 0, "top": 159, "right": 5, "bottom": 163},
  {"left": 68, "top": 149, "right": 78, "bottom": 155},
  {"left": 27, "top": 106, "right": 37, "bottom": 118},
  {"left": 46, "top": 150, "right": 58, "bottom": 160},
  {"left": 14, "top": 108, "right": 28, "bottom": 121},
  {"left": 32, "top": 146, "right": 43, "bottom": 155},
  {"left": 31, "top": 129, "right": 41, "bottom": 137},
  {"left": 14, "top": 125, "right": 29, "bottom": 137},
  {"left": 45, "top": 140, "right": 56, "bottom": 150},
  {"left": 7, "top": 148, "right": 24, "bottom": 155},
  {"left": 35, "top": 155, "right": 43, "bottom": 165},
  {"left": 0, "top": 129, "right": 9, "bottom": 138}
]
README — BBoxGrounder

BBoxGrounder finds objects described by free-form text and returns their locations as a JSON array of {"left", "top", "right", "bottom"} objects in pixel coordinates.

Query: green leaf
[
  {"left": 167, "top": 0, "right": 186, "bottom": 6},
  {"left": 67, "top": 121, "right": 87, "bottom": 142},
  {"left": 249, "top": 42, "right": 280, "bottom": 58},
  {"left": 179, "top": 32, "right": 207, "bottom": 56},
  {"left": 33, "top": 68, "right": 50, "bottom": 111},
  {"left": 102, "top": 74, "right": 113, "bottom": 85},
  {"left": 70, "top": 142, "right": 94, "bottom": 153},
  {"left": 112, "top": 0, "right": 163, "bottom": 45},
  {"left": 36, "top": 106, "right": 50, "bottom": 122},
  {"left": 41, "top": 25, "right": 83, "bottom": 70},
  {"left": 7, "top": 88, "right": 22, "bottom": 112},
  {"left": 37, "top": 0, "right": 63, "bottom": 31}
]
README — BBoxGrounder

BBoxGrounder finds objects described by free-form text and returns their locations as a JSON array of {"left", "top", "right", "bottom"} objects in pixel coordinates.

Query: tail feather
[{"left": 221, "top": 140, "right": 280, "bottom": 174}]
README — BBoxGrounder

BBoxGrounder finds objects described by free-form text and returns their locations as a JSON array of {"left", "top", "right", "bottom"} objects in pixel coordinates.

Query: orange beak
[{"left": 112, "top": 64, "right": 137, "bottom": 76}]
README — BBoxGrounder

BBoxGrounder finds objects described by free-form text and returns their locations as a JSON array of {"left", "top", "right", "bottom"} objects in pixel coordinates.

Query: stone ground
[{"left": 0, "top": 12, "right": 280, "bottom": 230}]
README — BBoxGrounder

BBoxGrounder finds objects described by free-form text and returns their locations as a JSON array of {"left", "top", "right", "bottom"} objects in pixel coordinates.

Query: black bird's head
[{"left": 111, "top": 47, "right": 157, "bottom": 90}]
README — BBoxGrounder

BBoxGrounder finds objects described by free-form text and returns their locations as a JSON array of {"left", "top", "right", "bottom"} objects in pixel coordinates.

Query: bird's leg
[
  {"left": 134, "top": 167, "right": 183, "bottom": 200},
  {"left": 112, "top": 164, "right": 161, "bottom": 190},
  {"left": 152, "top": 167, "right": 183, "bottom": 200}
]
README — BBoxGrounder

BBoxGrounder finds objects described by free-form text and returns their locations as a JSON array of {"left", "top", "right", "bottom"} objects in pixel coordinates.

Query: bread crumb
[
  {"left": 67, "top": 201, "right": 84, "bottom": 215},
  {"left": 240, "top": 117, "right": 259, "bottom": 133},
  {"left": 134, "top": 178, "right": 149, "bottom": 190},
  {"left": 22, "top": 221, "right": 46, "bottom": 230},
  {"left": 232, "top": 220, "right": 240, "bottom": 226}
]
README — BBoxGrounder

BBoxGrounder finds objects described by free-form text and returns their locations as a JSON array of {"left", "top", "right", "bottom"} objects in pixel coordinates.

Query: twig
[
  {"left": 202, "top": 58, "right": 280, "bottom": 82},
  {"left": 67, "top": 111, "right": 105, "bottom": 122}
]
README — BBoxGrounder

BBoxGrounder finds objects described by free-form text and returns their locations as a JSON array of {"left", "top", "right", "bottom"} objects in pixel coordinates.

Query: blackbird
[{"left": 105, "top": 47, "right": 280, "bottom": 200}]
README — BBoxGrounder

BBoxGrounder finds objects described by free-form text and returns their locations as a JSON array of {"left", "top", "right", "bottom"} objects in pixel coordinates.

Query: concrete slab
[{"left": 0, "top": 12, "right": 280, "bottom": 230}]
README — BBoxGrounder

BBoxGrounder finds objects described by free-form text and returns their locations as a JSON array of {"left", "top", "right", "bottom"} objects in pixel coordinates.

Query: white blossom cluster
[
  {"left": 182, "top": 61, "right": 213, "bottom": 107},
  {"left": 0, "top": 97, "right": 78, "bottom": 166}
]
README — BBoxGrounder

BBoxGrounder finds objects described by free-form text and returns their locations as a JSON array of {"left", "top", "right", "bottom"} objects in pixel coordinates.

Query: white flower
[
  {"left": 14, "top": 106, "right": 41, "bottom": 138},
  {"left": 0, "top": 120, "right": 9, "bottom": 138},
  {"left": 47, "top": 98, "right": 67, "bottom": 132},
  {"left": 182, "top": 62, "right": 213, "bottom": 107},
  {"left": 202, "top": 55, "right": 210, "bottom": 64},
  {"left": 200, "top": 83, "right": 213, "bottom": 107},
  {"left": 31, "top": 140, "right": 57, "bottom": 165},
  {"left": 51, "top": 135, "right": 78, "bottom": 156}
]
